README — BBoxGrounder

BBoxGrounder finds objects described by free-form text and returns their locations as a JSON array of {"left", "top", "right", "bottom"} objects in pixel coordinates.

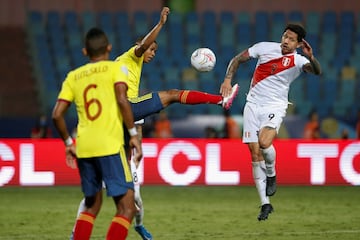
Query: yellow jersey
[
  {"left": 58, "top": 60, "right": 129, "bottom": 158},
  {"left": 115, "top": 46, "right": 143, "bottom": 98}
]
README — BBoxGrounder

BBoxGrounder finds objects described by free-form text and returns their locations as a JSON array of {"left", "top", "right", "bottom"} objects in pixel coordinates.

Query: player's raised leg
[{"left": 158, "top": 83, "right": 239, "bottom": 110}]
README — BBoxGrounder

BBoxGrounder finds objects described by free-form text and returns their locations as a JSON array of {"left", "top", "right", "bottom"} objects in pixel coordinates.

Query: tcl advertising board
[{"left": 0, "top": 139, "right": 359, "bottom": 186}]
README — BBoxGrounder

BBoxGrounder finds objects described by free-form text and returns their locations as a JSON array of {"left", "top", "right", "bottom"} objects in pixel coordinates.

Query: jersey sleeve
[
  {"left": 114, "top": 62, "right": 129, "bottom": 86},
  {"left": 296, "top": 54, "right": 310, "bottom": 70},
  {"left": 248, "top": 42, "right": 269, "bottom": 59},
  {"left": 57, "top": 72, "right": 74, "bottom": 102}
]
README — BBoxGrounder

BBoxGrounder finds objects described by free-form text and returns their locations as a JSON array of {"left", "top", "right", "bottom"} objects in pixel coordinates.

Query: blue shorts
[
  {"left": 77, "top": 152, "right": 134, "bottom": 197},
  {"left": 129, "top": 92, "right": 164, "bottom": 121}
]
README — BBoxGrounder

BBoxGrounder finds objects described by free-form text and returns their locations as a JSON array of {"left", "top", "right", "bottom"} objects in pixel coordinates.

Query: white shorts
[{"left": 242, "top": 102, "right": 287, "bottom": 143}]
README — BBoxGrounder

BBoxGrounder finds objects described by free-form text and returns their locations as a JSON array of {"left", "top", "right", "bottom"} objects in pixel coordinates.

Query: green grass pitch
[{"left": 0, "top": 185, "right": 359, "bottom": 240}]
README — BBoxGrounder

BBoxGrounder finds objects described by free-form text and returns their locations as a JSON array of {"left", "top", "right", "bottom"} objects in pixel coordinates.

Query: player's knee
[
  {"left": 159, "top": 89, "right": 180, "bottom": 106},
  {"left": 250, "top": 152, "right": 262, "bottom": 162},
  {"left": 166, "top": 89, "right": 180, "bottom": 99},
  {"left": 259, "top": 137, "right": 274, "bottom": 149},
  {"left": 259, "top": 141, "right": 271, "bottom": 149},
  {"left": 258, "top": 130, "right": 276, "bottom": 149}
]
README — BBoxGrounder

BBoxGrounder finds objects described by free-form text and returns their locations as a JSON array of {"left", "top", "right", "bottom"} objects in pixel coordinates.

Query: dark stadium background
[{"left": 0, "top": 0, "right": 359, "bottom": 139}]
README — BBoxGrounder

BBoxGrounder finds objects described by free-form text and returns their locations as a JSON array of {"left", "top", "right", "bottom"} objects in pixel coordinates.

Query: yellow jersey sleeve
[{"left": 115, "top": 46, "right": 143, "bottom": 98}]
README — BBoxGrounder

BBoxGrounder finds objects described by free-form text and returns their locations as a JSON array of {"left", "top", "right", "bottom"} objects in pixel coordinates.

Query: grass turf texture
[{"left": 0, "top": 186, "right": 359, "bottom": 240}]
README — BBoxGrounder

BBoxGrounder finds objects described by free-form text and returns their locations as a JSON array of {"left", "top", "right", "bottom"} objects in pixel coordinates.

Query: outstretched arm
[
  {"left": 301, "top": 39, "right": 322, "bottom": 75},
  {"left": 134, "top": 7, "right": 170, "bottom": 57},
  {"left": 52, "top": 101, "right": 77, "bottom": 169},
  {"left": 220, "top": 49, "right": 250, "bottom": 97}
]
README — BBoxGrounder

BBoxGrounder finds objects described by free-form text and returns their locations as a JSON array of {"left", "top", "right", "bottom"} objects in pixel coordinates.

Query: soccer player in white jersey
[{"left": 220, "top": 23, "right": 321, "bottom": 221}]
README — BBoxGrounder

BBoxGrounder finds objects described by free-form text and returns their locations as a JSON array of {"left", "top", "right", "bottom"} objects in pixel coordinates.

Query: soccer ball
[{"left": 190, "top": 48, "right": 216, "bottom": 72}]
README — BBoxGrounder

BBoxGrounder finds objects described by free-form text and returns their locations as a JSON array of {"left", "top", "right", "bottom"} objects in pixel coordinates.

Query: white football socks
[
  {"left": 131, "top": 159, "right": 144, "bottom": 227},
  {"left": 252, "top": 161, "right": 270, "bottom": 205},
  {"left": 262, "top": 145, "right": 276, "bottom": 177},
  {"left": 134, "top": 184, "right": 144, "bottom": 226}
]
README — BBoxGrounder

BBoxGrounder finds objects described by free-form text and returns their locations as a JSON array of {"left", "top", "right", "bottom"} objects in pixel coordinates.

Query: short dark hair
[
  {"left": 284, "top": 23, "right": 306, "bottom": 42},
  {"left": 85, "top": 28, "right": 109, "bottom": 58}
]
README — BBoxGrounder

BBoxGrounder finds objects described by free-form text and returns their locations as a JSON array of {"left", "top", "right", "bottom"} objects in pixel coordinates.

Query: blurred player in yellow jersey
[{"left": 52, "top": 28, "right": 142, "bottom": 240}]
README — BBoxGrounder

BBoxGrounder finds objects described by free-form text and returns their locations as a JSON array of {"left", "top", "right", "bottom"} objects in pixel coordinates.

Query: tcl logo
[
  {"left": 0, "top": 143, "right": 54, "bottom": 186},
  {"left": 0, "top": 139, "right": 359, "bottom": 186},
  {"left": 139, "top": 141, "right": 240, "bottom": 185},
  {"left": 298, "top": 143, "right": 360, "bottom": 185},
  {"left": 137, "top": 140, "right": 360, "bottom": 186}
]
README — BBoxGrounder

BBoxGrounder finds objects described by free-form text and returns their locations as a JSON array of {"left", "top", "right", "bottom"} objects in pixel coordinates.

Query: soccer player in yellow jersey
[
  {"left": 116, "top": 7, "right": 238, "bottom": 123},
  {"left": 117, "top": 7, "right": 238, "bottom": 239},
  {"left": 52, "top": 28, "right": 142, "bottom": 240}
]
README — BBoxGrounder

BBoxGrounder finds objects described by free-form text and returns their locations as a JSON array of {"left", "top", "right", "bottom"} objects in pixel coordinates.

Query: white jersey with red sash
[{"left": 247, "top": 42, "right": 309, "bottom": 106}]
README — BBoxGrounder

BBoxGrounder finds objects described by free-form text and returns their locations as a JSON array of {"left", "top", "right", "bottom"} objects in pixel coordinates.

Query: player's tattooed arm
[
  {"left": 221, "top": 48, "right": 250, "bottom": 96},
  {"left": 304, "top": 56, "right": 322, "bottom": 75},
  {"left": 225, "top": 49, "right": 251, "bottom": 80},
  {"left": 301, "top": 38, "right": 322, "bottom": 75}
]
